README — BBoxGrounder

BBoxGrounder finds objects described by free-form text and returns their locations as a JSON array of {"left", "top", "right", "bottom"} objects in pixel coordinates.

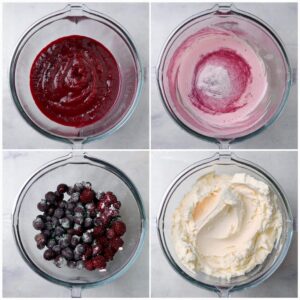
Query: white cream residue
[{"left": 172, "top": 172, "right": 282, "bottom": 279}]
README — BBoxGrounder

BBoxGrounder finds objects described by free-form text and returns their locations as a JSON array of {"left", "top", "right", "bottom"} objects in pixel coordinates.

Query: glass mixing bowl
[
  {"left": 157, "top": 4, "right": 291, "bottom": 145},
  {"left": 12, "top": 152, "right": 146, "bottom": 297},
  {"left": 10, "top": 4, "right": 143, "bottom": 146},
  {"left": 157, "top": 152, "right": 293, "bottom": 296}
]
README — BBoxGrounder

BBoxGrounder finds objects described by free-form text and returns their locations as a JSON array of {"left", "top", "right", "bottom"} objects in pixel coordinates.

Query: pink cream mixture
[{"left": 167, "top": 27, "right": 268, "bottom": 134}]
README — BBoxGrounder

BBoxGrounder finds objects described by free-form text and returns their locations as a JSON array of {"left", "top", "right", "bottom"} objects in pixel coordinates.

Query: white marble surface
[
  {"left": 3, "top": 150, "right": 149, "bottom": 297},
  {"left": 3, "top": 3, "right": 149, "bottom": 149},
  {"left": 151, "top": 3, "right": 298, "bottom": 149},
  {"left": 151, "top": 151, "right": 298, "bottom": 297}
]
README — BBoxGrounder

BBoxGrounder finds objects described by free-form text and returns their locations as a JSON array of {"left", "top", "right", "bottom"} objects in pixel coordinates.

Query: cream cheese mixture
[{"left": 172, "top": 172, "right": 282, "bottom": 279}]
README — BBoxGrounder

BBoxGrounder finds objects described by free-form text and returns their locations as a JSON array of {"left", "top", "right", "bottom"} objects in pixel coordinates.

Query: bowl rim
[
  {"left": 156, "top": 3, "right": 292, "bottom": 145},
  {"left": 157, "top": 152, "right": 293, "bottom": 294},
  {"left": 12, "top": 152, "right": 147, "bottom": 289},
  {"left": 9, "top": 3, "right": 143, "bottom": 145}
]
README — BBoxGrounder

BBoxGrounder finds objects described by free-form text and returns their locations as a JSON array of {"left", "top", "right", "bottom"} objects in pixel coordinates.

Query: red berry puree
[{"left": 30, "top": 35, "right": 120, "bottom": 127}]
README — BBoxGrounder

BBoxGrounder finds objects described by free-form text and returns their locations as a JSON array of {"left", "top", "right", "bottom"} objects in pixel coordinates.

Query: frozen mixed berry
[
  {"left": 37, "top": 199, "right": 48, "bottom": 212},
  {"left": 82, "top": 232, "right": 92, "bottom": 244},
  {"left": 84, "top": 260, "right": 95, "bottom": 271},
  {"left": 44, "top": 249, "right": 55, "bottom": 260},
  {"left": 45, "top": 191, "right": 56, "bottom": 204},
  {"left": 92, "top": 256, "right": 106, "bottom": 269},
  {"left": 112, "top": 221, "right": 126, "bottom": 236},
  {"left": 61, "top": 247, "right": 74, "bottom": 260},
  {"left": 33, "top": 217, "right": 44, "bottom": 230},
  {"left": 80, "top": 188, "right": 95, "bottom": 204},
  {"left": 54, "top": 255, "right": 67, "bottom": 268},
  {"left": 110, "top": 237, "right": 124, "bottom": 251},
  {"left": 54, "top": 208, "right": 64, "bottom": 219},
  {"left": 33, "top": 182, "right": 126, "bottom": 271},
  {"left": 57, "top": 183, "right": 68, "bottom": 194}
]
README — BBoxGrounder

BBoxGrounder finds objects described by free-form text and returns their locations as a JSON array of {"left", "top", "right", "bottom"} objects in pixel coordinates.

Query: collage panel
[
  {"left": 151, "top": 150, "right": 297, "bottom": 297},
  {"left": 3, "top": 151, "right": 149, "bottom": 297},
  {"left": 151, "top": 2, "right": 297, "bottom": 149},
  {"left": 3, "top": 2, "right": 149, "bottom": 149}
]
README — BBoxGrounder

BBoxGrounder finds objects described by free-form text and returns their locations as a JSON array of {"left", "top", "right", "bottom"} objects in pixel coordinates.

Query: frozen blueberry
[
  {"left": 54, "top": 255, "right": 67, "bottom": 268},
  {"left": 74, "top": 252, "right": 82, "bottom": 261},
  {"left": 73, "top": 183, "right": 84, "bottom": 193},
  {"left": 113, "top": 201, "right": 121, "bottom": 209},
  {"left": 37, "top": 241, "right": 45, "bottom": 249},
  {"left": 54, "top": 208, "right": 64, "bottom": 219},
  {"left": 54, "top": 226, "right": 65, "bottom": 237},
  {"left": 58, "top": 200, "right": 67, "bottom": 209},
  {"left": 47, "top": 239, "right": 56, "bottom": 249},
  {"left": 62, "top": 247, "right": 74, "bottom": 260},
  {"left": 33, "top": 217, "right": 44, "bottom": 230},
  {"left": 71, "top": 235, "right": 81, "bottom": 247},
  {"left": 52, "top": 245, "right": 62, "bottom": 254},
  {"left": 74, "top": 216, "right": 83, "bottom": 225},
  {"left": 93, "top": 217, "right": 102, "bottom": 227},
  {"left": 45, "top": 191, "right": 56, "bottom": 204},
  {"left": 59, "top": 234, "right": 71, "bottom": 248},
  {"left": 70, "top": 192, "right": 80, "bottom": 203},
  {"left": 82, "top": 232, "right": 92, "bottom": 244},
  {"left": 44, "top": 249, "right": 55, "bottom": 260},
  {"left": 51, "top": 216, "right": 59, "bottom": 227},
  {"left": 87, "top": 209, "right": 97, "bottom": 219},
  {"left": 67, "top": 260, "right": 77, "bottom": 269},
  {"left": 57, "top": 183, "right": 68, "bottom": 194},
  {"left": 42, "top": 229, "right": 51, "bottom": 238},
  {"left": 44, "top": 221, "right": 53, "bottom": 231},
  {"left": 75, "top": 203, "right": 85, "bottom": 210},
  {"left": 60, "top": 217, "right": 71, "bottom": 229},
  {"left": 76, "top": 260, "right": 84, "bottom": 270},
  {"left": 74, "top": 244, "right": 85, "bottom": 255},
  {"left": 37, "top": 199, "right": 48, "bottom": 212},
  {"left": 47, "top": 207, "right": 55, "bottom": 217},
  {"left": 67, "top": 202, "right": 75, "bottom": 211},
  {"left": 45, "top": 215, "right": 52, "bottom": 222},
  {"left": 84, "top": 218, "right": 93, "bottom": 229}
]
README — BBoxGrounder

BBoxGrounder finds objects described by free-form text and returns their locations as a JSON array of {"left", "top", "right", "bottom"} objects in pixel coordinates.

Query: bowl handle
[{"left": 71, "top": 286, "right": 82, "bottom": 298}]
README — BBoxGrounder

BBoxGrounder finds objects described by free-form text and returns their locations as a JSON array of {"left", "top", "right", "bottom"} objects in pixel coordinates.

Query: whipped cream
[{"left": 172, "top": 172, "right": 282, "bottom": 279}]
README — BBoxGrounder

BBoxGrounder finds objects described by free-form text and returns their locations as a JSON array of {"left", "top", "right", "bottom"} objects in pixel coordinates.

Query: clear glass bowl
[
  {"left": 157, "top": 4, "right": 291, "bottom": 144},
  {"left": 10, "top": 4, "right": 143, "bottom": 146},
  {"left": 157, "top": 153, "right": 293, "bottom": 296},
  {"left": 12, "top": 152, "right": 146, "bottom": 297}
]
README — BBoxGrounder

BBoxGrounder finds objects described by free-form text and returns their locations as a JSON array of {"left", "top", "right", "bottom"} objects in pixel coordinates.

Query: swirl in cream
[
  {"left": 172, "top": 172, "right": 282, "bottom": 279},
  {"left": 30, "top": 35, "right": 120, "bottom": 127}
]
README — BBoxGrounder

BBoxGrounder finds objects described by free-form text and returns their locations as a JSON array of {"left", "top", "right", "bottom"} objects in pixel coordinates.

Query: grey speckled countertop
[
  {"left": 151, "top": 3, "right": 298, "bottom": 149},
  {"left": 151, "top": 151, "right": 297, "bottom": 297},
  {"left": 3, "top": 151, "right": 149, "bottom": 297},
  {"left": 3, "top": 3, "right": 149, "bottom": 149}
]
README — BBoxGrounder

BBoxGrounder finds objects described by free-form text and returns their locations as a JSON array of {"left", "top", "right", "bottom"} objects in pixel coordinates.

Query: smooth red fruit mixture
[{"left": 30, "top": 35, "right": 120, "bottom": 127}]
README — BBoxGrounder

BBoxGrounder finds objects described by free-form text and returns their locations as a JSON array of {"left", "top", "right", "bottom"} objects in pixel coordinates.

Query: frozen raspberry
[
  {"left": 93, "top": 225, "right": 104, "bottom": 237},
  {"left": 92, "top": 256, "right": 106, "bottom": 269},
  {"left": 80, "top": 188, "right": 94, "bottom": 204},
  {"left": 83, "top": 245, "right": 93, "bottom": 260},
  {"left": 112, "top": 221, "right": 126, "bottom": 236},
  {"left": 57, "top": 183, "right": 68, "bottom": 194},
  {"left": 97, "top": 201, "right": 106, "bottom": 213},
  {"left": 103, "top": 247, "right": 115, "bottom": 261},
  {"left": 92, "top": 245, "right": 102, "bottom": 256},
  {"left": 96, "top": 236, "right": 109, "bottom": 248},
  {"left": 113, "top": 201, "right": 121, "bottom": 209},
  {"left": 106, "top": 228, "right": 115, "bottom": 240},
  {"left": 84, "top": 260, "right": 95, "bottom": 271},
  {"left": 110, "top": 237, "right": 124, "bottom": 251}
]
